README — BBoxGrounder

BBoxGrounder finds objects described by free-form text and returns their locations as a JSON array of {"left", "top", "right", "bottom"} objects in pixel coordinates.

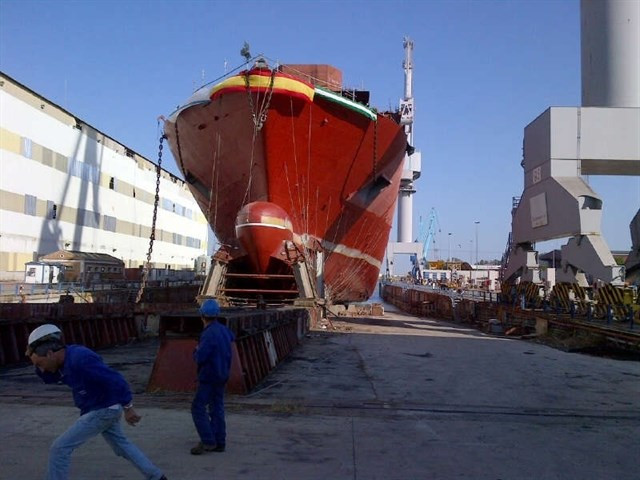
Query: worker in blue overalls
[
  {"left": 26, "top": 324, "right": 168, "bottom": 480},
  {"left": 190, "top": 299, "right": 235, "bottom": 455}
]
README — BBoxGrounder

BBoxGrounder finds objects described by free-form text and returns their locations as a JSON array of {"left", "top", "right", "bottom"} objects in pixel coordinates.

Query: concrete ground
[{"left": 1, "top": 302, "right": 639, "bottom": 480}]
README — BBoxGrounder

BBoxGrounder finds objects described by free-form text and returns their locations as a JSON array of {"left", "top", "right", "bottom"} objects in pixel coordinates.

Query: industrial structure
[
  {"left": 502, "top": 0, "right": 639, "bottom": 315},
  {"left": 0, "top": 72, "right": 209, "bottom": 281},
  {"left": 163, "top": 46, "right": 410, "bottom": 305},
  {"left": 410, "top": 207, "right": 440, "bottom": 280},
  {"left": 385, "top": 37, "right": 423, "bottom": 276}
]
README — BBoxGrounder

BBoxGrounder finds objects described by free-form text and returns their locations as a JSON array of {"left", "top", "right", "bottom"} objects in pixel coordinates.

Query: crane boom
[
  {"left": 418, "top": 208, "right": 440, "bottom": 264},
  {"left": 410, "top": 208, "right": 440, "bottom": 280}
]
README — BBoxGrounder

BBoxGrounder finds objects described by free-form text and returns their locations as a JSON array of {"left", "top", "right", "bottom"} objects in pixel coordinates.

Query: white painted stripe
[
  {"left": 235, "top": 222, "right": 290, "bottom": 231},
  {"left": 300, "top": 234, "right": 382, "bottom": 270},
  {"left": 325, "top": 242, "right": 382, "bottom": 269}
]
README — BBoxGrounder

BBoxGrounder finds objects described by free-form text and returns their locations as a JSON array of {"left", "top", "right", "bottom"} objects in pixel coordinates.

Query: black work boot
[{"left": 190, "top": 442, "right": 216, "bottom": 455}]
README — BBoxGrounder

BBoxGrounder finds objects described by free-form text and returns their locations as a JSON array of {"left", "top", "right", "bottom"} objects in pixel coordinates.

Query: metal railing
[{"left": 0, "top": 280, "right": 204, "bottom": 301}]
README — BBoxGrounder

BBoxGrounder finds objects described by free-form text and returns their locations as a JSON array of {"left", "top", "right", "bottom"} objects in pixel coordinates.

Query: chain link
[
  {"left": 244, "top": 67, "right": 277, "bottom": 131},
  {"left": 135, "top": 135, "right": 164, "bottom": 304}
]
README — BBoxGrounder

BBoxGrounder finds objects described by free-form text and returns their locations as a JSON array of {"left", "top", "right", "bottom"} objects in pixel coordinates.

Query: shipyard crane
[
  {"left": 410, "top": 208, "right": 440, "bottom": 281},
  {"left": 501, "top": 0, "right": 640, "bottom": 320}
]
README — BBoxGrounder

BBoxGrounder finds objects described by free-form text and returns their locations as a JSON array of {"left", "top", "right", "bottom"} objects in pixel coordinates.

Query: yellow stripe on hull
[{"left": 210, "top": 73, "right": 315, "bottom": 102}]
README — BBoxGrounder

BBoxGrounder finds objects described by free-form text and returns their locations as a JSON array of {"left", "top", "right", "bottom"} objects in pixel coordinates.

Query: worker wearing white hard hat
[
  {"left": 25, "top": 324, "right": 63, "bottom": 356},
  {"left": 26, "top": 324, "right": 169, "bottom": 480}
]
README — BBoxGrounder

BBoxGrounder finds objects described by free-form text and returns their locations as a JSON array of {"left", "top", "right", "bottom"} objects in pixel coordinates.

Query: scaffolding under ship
[{"left": 164, "top": 58, "right": 408, "bottom": 305}]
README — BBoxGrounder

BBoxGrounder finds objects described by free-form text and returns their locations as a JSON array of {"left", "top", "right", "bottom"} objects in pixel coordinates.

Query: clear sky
[{"left": 1, "top": 0, "right": 637, "bottom": 265}]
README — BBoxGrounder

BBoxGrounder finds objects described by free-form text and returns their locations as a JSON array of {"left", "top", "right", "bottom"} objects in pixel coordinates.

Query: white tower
[
  {"left": 581, "top": 0, "right": 640, "bottom": 108},
  {"left": 396, "top": 37, "right": 422, "bottom": 243},
  {"left": 385, "top": 37, "right": 423, "bottom": 278}
]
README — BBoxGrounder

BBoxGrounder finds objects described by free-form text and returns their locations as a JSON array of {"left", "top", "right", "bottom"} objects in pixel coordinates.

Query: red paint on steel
[
  {"left": 147, "top": 337, "right": 198, "bottom": 393},
  {"left": 163, "top": 68, "right": 408, "bottom": 303},
  {"left": 227, "top": 343, "right": 247, "bottom": 394},
  {"left": 236, "top": 202, "right": 293, "bottom": 274}
]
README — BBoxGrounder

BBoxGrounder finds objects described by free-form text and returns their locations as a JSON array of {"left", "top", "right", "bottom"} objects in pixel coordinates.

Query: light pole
[
  {"left": 474, "top": 221, "right": 480, "bottom": 264},
  {"left": 447, "top": 232, "right": 452, "bottom": 262}
]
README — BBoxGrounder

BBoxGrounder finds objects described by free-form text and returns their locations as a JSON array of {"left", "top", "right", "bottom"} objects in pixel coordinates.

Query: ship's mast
[{"left": 397, "top": 37, "right": 421, "bottom": 243}]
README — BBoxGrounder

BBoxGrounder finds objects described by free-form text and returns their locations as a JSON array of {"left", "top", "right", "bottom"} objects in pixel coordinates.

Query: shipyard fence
[
  {"left": 1, "top": 296, "right": 315, "bottom": 397},
  {"left": 0, "top": 280, "right": 203, "bottom": 300},
  {"left": 0, "top": 303, "right": 139, "bottom": 366}
]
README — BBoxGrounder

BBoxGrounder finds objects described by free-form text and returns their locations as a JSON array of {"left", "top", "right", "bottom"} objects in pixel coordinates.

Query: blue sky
[{"left": 1, "top": 0, "right": 637, "bottom": 264}]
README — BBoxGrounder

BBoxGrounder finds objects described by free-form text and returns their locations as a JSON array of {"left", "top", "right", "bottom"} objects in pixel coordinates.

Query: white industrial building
[{"left": 0, "top": 72, "right": 209, "bottom": 281}]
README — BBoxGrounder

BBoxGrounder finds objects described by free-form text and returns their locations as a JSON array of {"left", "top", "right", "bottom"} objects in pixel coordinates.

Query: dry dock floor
[{"left": 1, "top": 302, "right": 639, "bottom": 480}]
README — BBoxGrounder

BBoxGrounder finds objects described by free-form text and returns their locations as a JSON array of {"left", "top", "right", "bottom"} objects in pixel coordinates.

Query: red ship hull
[{"left": 164, "top": 65, "right": 407, "bottom": 303}]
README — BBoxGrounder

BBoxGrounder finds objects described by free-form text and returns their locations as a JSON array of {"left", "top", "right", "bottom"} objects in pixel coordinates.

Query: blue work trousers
[
  {"left": 191, "top": 382, "right": 226, "bottom": 446},
  {"left": 46, "top": 406, "right": 164, "bottom": 480}
]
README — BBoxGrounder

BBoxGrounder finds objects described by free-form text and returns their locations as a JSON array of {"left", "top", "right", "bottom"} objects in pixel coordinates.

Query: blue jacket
[
  {"left": 36, "top": 345, "right": 132, "bottom": 415},
  {"left": 194, "top": 321, "right": 235, "bottom": 385}
]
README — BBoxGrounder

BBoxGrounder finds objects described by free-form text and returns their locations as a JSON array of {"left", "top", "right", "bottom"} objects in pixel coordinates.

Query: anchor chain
[
  {"left": 244, "top": 67, "right": 277, "bottom": 131},
  {"left": 135, "top": 134, "right": 164, "bottom": 304}
]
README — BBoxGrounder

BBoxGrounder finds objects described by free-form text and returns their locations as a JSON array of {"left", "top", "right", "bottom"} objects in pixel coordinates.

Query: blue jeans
[
  {"left": 46, "top": 406, "right": 164, "bottom": 480},
  {"left": 191, "top": 382, "right": 226, "bottom": 446}
]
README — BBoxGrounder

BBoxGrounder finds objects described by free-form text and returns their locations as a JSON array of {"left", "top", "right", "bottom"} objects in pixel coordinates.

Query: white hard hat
[{"left": 28, "top": 324, "right": 62, "bottom": 348}]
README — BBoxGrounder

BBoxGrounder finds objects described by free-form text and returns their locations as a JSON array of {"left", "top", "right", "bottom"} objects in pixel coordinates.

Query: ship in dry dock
[{"left": 164, "top": 57, "right": 409, "bottom": 305}]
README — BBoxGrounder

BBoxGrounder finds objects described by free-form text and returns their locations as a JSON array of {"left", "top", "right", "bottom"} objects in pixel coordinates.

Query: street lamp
[
  {"left": 447, "top": 232, "right": 452, "bottom": 262},
  {"left": 474, "top": 221, "right": 480, "bottom": 264}
]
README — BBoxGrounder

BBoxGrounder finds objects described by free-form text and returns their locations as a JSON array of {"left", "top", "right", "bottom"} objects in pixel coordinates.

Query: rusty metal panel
[
  {"left": 0, "top": 303, "right": 142, "bottom": 367},
  {"left": 278, "top": 64, "right": 343, "bottom": 90},
  {"left": 227, "top": 343, "right": 246, "bottom": 394},
  {"left": 147, "top": 337, "right": 198, "bottom": 392}
]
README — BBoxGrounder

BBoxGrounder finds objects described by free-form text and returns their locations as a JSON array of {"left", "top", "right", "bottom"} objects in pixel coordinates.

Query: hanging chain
[
  {"left": 135, "top": 135, "right": 164, "bottom": 304},
  {"left": 244, "top": 67, "right": 277, "bottom": 131}
]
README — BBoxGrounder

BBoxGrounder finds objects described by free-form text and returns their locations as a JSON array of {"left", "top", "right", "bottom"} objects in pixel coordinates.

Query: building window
[
  {"left": 24, "top": 194, "right": 37, "bottom": 216},
  {"left": 109, "top": 177, "right": 115, "bottom": 190},
  {"left": 103, "top": 215, "right": 117, "bottom": 232},
  {"left": 21, "top": 138, "right": 32, "bottom": 158},
  {"left": 69, "top": 159, "right": 99, "bottom": 183},
  {"left": 47, "top": 201, "right": 57, "bottom": 219},
  {"left": 78, "top": 208, "right": 100, "bottom": 228},
  {"left": 186, "top": 237, "right": 202, "bottom": 249}
]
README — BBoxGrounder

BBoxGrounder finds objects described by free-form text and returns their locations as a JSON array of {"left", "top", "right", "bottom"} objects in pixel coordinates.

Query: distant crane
[{"left": 410, "top": 208, "right": 440, "bottom": 280}]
